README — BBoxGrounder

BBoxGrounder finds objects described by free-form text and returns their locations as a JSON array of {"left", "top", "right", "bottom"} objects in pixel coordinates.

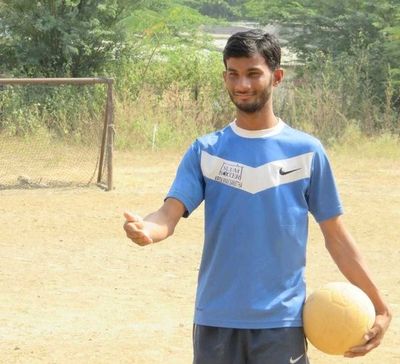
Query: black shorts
[{"left": 193, "top": 325, "right": 310, "bottom": 364}]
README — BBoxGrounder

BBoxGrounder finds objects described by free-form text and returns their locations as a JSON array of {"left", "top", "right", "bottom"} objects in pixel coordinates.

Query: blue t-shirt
[{"left": 166, "top": 119, "right": 343, "bottom": 329}]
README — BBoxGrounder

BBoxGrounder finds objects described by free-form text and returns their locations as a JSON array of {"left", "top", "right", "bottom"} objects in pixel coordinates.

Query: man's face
[{"left": 223, "top": 54, "right": 281, "bottom": 113}]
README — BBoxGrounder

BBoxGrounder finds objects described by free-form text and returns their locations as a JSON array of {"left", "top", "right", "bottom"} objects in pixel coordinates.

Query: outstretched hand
[
  {"left": 123, "top": 211, "right": 153, "bottom": 246},
  {"left": 344, "top": 311, "right": 392, "bottom": 357}
]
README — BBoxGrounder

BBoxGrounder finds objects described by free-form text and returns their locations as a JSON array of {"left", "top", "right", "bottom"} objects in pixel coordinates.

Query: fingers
[
  {"left": 124, "top": 211, "right": 141, "bottom": 223},
  {"left": 345, "top": 311, "right": 392, "bottom": 357},
  {"left": 344, "top": 325, "right": 382, "bottom": 357},
  {"left": 363, "top": 327, "right": 379, "bottom": 343},
  {"left": 344, "top": 341, "right": 379, "bottom": 357},
  {"left": 123, "top": 211, "right": 153, "bottom": 246}
]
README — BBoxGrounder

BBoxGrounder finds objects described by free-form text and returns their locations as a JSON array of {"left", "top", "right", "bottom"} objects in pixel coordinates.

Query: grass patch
[{"left": 331, "top": 124, "right": 400, "bottom": 160}]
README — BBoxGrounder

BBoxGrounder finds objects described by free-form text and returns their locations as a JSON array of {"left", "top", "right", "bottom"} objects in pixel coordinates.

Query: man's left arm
[{"left": 319, "top": 215, "right": 392, "bottom": 357}]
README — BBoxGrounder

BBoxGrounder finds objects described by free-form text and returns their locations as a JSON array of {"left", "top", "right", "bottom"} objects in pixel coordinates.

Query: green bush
[
  {"left": 275, "top": 51, "right": 399, "bottom": 145},
  {"left": 0, "top": 84, "right": 105, "bottom": 143},
  {"left": 1, "top": 32, "right": 398, "bottom": 150}
]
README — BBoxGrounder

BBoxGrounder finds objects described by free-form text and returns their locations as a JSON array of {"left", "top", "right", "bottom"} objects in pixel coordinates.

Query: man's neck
[{"left": 235, "top": 108, "right": 278, "bottom": 131}]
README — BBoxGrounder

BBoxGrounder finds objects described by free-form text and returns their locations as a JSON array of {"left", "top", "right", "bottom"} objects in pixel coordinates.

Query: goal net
[{"left": 0, "top": 78, "right": 114, "bottom": 191}]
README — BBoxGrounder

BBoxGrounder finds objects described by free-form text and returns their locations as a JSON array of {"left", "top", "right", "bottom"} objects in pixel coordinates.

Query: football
[{"left": 303, "top": 282, "right": 375, "bottom": 355}]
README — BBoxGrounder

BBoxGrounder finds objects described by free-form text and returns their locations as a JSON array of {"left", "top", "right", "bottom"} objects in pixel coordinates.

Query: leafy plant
[{"left": 0, "top": 0, "right": 141, "bottom": 77}]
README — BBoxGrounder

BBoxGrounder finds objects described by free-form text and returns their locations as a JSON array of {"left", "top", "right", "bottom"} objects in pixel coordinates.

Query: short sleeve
[
  {"left": 166, "top": 141, "right": 205, "bottom": 217},
  {"left": 306, "top": 143, "right": 343, "bottom": 222}
]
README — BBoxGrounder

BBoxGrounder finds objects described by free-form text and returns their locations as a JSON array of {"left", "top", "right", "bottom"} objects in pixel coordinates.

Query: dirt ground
[{"left": 0, "top": 149, "right": 399, "bottom": 364}]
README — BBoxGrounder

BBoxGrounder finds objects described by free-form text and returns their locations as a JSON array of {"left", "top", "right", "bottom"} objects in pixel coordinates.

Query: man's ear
[
  {"left": 273, "top": 69, "right": 284, "bottom": 86},
  {"left": 222, "top": 70, "right": 227, "bottom": 83}
]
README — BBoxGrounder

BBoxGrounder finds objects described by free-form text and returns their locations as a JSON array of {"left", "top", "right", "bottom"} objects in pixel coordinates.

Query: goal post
[{"left": 0, "top": 77, "right": 114, "bottom": 191}]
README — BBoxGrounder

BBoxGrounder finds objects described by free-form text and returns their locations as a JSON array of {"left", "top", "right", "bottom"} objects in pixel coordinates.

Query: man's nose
[{"left": 235, "top": 76, "right": 251, "bottom": 92}]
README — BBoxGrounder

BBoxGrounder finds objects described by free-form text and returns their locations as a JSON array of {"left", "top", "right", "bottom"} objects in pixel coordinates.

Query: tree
[
  {"left": 184, "top": 0, "right": 245, "bottom": 20},
  {"left": 245, "top": 0, "right": 400, "bottom": 105},
  {"left": 121, "top": 1, "right": 211, "bottom": 39},
  {"left": 246, "top": 1, "right": 395, "bottom": 57},
  {"left": 0, "top": 0, "right": 142, "bottom": 77}
]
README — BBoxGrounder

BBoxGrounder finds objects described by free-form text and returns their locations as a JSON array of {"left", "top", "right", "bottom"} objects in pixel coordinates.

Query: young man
[{"left": 123, "top": 30, "right": 391, "bottom": 363}]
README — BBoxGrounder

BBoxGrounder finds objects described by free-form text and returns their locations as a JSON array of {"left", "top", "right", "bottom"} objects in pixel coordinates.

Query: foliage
[
  {"left": 118, "top": 0, "right": 216, "bottom": 65},
  {"left": 0, "top": 83, "right": 105, "bottom": 138},
  {"left": 0, "top": 0, "right": 141, "bottom": 77},
  {"left": 0, "top": 0, "right": 398, "bottom": 148},
  {"left": 184, "top": 0, "right": 247, "bottom": 20},
  {"left": 120, "top": 2, "right": 212, "bottom": 37},
  {"left": 246, "top": 1, "right": 381, "bottom": 55},
  {"left": 0, "top": 0, "right": 227, "bottom": 143},
  {"left": 245, "top": 0, "right": 400, "bottom": 103},
  {"left": 115, "top": 85, "right": 220, "bottom": 150},
  {"left": 332, "top": 123, "right": 400, "bottom": 161},
  {"left": 275, "top": 51, "right": 399, "bottom": 143},
  {"left": 110, "top": 2, "right": 221, "bottom": 98}
]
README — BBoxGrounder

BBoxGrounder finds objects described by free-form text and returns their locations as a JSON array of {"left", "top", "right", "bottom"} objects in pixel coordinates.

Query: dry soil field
[{"left": 0, "top": 148, "right": 399, "bottom": 364}]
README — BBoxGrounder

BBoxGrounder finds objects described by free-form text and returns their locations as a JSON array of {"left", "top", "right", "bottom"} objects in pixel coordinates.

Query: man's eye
[{"left": 249, "top": 72, "right": 260, "bottom": 77}]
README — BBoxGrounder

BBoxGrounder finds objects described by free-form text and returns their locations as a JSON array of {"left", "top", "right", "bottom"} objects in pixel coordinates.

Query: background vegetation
[{"left": 0, "top": 0, "right": 398, "bottom": 150}]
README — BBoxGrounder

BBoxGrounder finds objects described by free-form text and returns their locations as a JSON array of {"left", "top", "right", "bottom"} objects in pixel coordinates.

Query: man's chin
[{"left": 235, "top": 102, "right": 262, "bottom": 113}]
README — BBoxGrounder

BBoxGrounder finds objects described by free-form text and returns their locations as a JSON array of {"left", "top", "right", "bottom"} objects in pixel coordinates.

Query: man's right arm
[{"left": 123, "top": 198, "right": 186, "bottom": 246}]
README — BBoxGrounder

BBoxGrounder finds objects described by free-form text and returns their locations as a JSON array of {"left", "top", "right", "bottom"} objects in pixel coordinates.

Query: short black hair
[{"left": 223, "top": 29, "right": 281, "bottom": 71}]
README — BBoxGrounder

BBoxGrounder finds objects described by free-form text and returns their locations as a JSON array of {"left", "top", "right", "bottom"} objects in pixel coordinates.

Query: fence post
[
  {"left": 97, "top": 79, "right": 114, "bottom": 190},
  {"left": 106, "top": 80, "right": 114, "bottom": 191}
]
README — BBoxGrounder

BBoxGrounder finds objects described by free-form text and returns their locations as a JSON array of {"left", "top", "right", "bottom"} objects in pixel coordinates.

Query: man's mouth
[{"left": 234, "top": 93, "right": 254, "bottom": 100}]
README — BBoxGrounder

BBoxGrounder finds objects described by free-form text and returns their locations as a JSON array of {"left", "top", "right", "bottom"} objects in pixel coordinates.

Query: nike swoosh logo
[
  {"left": 279, "top": 167, "right": 302, "bottom": 175},
  {"left": 289, "top": 354, "right": 304, "bottom": 364}
]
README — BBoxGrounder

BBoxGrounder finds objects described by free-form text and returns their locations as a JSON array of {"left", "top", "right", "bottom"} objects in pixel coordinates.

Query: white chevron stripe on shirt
[{"left": 200, "top": 151, "right": 314, "bottom": 194}]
